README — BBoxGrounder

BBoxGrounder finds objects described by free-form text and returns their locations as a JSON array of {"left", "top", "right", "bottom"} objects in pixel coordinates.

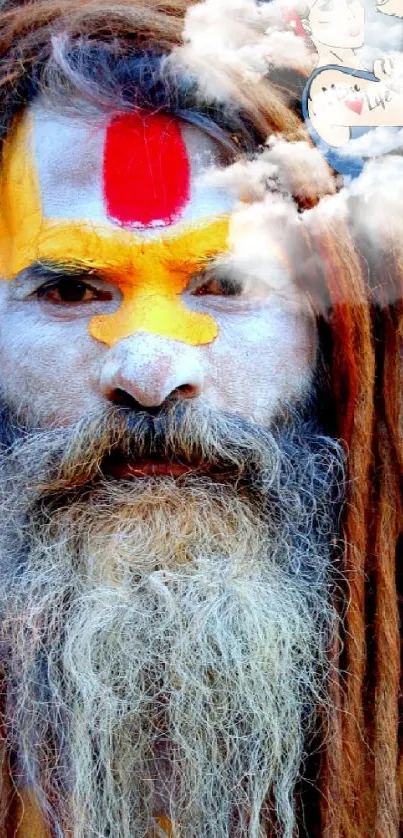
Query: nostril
[
  {"left": 109, "top": 387, "right": 195, "bottom": 414},
  {"left": 108, "top": 388, "right": 160, "bottom": 415},
  {"left": 109, "top": 388, "right": 141, "bottom": 409},
  {"left": 171, "top": 384, "right": 199, "bottom": 399}
]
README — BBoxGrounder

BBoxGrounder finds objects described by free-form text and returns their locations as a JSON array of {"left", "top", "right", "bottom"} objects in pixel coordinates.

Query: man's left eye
[
  {"left": 37, "top": 278, "right": 112, "bottom": 305},
  {"left": 188, "top": 270, "right": 243, "bottom": 297}
]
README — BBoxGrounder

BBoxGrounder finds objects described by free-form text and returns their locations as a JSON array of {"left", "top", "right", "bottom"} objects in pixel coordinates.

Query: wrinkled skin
[
  {"left": 0, "top": 274, "right": 317, "bottom": 428},
  {"left": 0, "top": 102, "right": 317, "bottom": 431}
]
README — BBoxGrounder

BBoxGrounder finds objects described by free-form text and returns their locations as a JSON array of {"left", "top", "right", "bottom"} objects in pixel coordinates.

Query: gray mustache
[
  {"left": 0, "top": 400, "right": 345, "bottom": 539},
  {"left": 0, "top": 400, "right": 286, "bottom": 489}
]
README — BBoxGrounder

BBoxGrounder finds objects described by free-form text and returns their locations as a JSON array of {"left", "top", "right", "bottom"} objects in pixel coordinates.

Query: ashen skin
[
  {"left": 0, "top": 106, "right": 341, "bottom": 838},
  {"left": 0, "top": 104, "right": 317, "bottom": 435},
  {"left": 0, "top": 271, "right": 316, "bottom": 431}
]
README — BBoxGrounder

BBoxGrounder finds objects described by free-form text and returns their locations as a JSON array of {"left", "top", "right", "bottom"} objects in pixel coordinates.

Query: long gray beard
[{"left": 0, "top": 402, "right": 344, "bottom": 838}]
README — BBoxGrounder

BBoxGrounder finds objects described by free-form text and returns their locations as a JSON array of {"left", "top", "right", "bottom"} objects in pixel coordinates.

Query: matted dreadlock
[{"left": 0, "top": 2, "right": 401, "bottom": 837}]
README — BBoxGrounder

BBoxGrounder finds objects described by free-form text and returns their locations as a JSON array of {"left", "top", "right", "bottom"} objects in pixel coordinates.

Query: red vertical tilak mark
[{"left": 104, "top": 112, "right": 191, "bottom": 228}]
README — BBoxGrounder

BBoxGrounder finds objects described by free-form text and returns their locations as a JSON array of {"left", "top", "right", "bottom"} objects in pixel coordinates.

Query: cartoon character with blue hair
[{"left": 303, "top": 62, "right": 403, "bottom": 175}]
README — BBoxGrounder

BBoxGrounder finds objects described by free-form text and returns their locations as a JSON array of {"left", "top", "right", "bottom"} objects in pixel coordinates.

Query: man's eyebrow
[
  {"left": 22, "top": 260, "right": 99, "bottom": 280},
  {"left": 13, "top": 261, "right": 106, "bottom": 287}
]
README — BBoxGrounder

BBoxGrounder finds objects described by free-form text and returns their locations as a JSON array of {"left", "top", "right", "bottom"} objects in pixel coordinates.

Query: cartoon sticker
[
  {"left": 287, "top": 1, "right": 403, "bottom": 176},
  {"left": 302, "top": 63, "right": 403, "bottom": 176}
]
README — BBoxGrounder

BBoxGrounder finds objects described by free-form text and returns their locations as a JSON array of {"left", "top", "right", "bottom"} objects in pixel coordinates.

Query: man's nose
[{"left": 98, "top": 332, "right": 205, "bottom": 409}]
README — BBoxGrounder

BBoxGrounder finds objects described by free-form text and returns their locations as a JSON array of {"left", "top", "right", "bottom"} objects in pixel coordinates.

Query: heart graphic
[{"left": 344, "top": 96, "right": 364, "bottom": 115}]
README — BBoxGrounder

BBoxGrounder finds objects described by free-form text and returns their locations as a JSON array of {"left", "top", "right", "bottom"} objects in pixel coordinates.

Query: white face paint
[
  {"left": 0, "top": 99, "right": 317, "bottom": 430},
  {"left": 31, "top": 102, "right": 235, "bottom": 232}
]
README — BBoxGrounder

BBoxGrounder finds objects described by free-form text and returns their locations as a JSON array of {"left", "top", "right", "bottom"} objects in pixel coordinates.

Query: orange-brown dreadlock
[
  {"left": 302, "top": 203, "right": 403, "bottom": 837},
  {"left": 0, "top": 2, "right": 401, "bottom": 837}
]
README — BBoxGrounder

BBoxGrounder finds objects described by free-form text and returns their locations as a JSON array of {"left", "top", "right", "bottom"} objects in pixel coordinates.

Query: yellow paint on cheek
[
  {"left": 0, "top": 113, "right": 230, "bottom": 347},
  {"left": 0, "top": 114, "right": 44, "bottom": 278}
]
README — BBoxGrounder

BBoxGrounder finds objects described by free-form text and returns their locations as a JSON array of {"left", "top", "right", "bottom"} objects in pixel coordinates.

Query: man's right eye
[{"left": 36, "top": 278, "right": 112, "bottom": 305}]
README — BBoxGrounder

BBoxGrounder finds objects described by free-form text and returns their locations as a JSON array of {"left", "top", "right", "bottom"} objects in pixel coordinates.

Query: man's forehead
[
  {"left": 26, "top": 98, "right": 235, "bottom": 234},
  {"left": 0, "top": 96, "right": 240, "bottom": 347}
]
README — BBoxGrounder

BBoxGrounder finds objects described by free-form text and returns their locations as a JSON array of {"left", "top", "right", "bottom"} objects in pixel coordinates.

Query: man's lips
[
  {"left": 100, "top": 452, "right": 241, "bottom": 483},
  {"left": 104, "top": 457, "right": 203, "bottom": 479}
]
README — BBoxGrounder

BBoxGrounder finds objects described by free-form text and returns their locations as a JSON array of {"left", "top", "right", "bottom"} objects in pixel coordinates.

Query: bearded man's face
[{"left": 0, "top": 95, "right": 344, "bottom": 838}]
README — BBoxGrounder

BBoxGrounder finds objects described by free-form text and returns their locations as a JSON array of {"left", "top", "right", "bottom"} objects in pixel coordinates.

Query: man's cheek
[
  {"left": 0, "top": 318, "right": 38, "bottom": 416},
  {"left": 209, "top": 309, "right": 317, "bottom": 425},
  {"left": 0, "top": 309, "right": 102, "bottom": 425}
]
